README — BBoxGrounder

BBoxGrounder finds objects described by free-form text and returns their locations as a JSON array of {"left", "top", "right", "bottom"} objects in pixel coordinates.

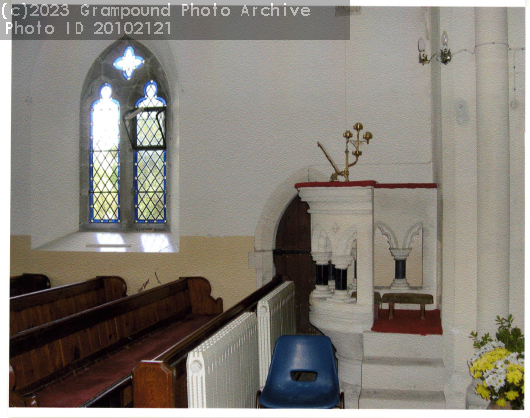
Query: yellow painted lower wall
[{"left": 10, "top": 235, "right": 256, "bottom": 310}]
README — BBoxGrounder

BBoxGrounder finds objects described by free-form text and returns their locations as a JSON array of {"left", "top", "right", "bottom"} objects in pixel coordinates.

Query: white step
[
  {"left": 363, "top": 331, "right": 443, "bottom": 359},
  {"left": 362, "top": 356, "right": 445, "bottom": 391},
  {"left": 359, "top": 388, "right": 446, "bottom": 409}
]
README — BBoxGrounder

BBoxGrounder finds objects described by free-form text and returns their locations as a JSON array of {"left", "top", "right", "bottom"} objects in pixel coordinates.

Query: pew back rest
[
  {"left": 10, "top": 277, "right": 222, "bottom": 398},
  {"left": 10, "top": 276, "right": 127, "bottom": 334},
  {"left": 10, "top": 274, "right": 51, "bottom": 297}
]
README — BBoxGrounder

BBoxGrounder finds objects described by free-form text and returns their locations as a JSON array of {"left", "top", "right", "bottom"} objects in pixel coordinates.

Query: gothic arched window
[{"left": 81, "top": 40, "right": 171, "bottom": 232}]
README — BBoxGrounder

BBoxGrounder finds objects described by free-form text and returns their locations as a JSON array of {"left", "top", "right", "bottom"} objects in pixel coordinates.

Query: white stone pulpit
[{"left": 296, "top": 181, "right": 375, "bottom": 387}]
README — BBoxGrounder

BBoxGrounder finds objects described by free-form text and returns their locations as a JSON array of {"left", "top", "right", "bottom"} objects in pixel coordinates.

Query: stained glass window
[
  {"left": 113, "top": 46, "right": 144, "bottom": 80},
  {"left": 134, "top": 81, "right": 167, "bottom": 223},
  {"left": 90, "top": 83, "right": 120, "bottom": 223}
]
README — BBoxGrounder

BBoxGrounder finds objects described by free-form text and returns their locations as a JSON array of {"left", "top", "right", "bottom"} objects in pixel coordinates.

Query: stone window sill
[{"left": 34, "top": 231, "right": 178, "bottom": 253}]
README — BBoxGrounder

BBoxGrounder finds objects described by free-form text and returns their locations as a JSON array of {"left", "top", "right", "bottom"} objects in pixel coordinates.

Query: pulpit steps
[{"left": 359, "top": 331, "right": 446, "bottom": 409}]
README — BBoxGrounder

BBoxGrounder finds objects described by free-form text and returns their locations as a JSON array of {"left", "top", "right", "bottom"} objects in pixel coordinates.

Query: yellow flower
[
  {"left": 496, "top": 397, "right": 507, "bottom": 407},
  {"left": 475, "top": 383, "right": 490, "bottom": 400},
  {"left": 507, "top": 369, "right": 523, "bottom": 385},
  {"left": 505, "top": 390, "right": 519, "bottom": 401},
  {"left": 507, "top": 363, "right": 524, "bottom": 373}
]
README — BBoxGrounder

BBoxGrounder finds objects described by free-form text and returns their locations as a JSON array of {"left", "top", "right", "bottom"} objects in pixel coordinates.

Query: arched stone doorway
[{"left": 249, "top": 166, "right": 327, "bottom": 334}]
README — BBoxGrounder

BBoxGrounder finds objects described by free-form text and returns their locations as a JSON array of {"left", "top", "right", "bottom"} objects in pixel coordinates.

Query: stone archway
[{"left": 249, "top": 166, "right": 327, "bottom": 288}]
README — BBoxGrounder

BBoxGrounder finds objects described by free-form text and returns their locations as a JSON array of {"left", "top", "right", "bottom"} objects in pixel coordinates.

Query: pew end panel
[
  {"left": 132, "top": 361, "right": 176, "bottom": 408},
  {"left": 10, "top": 274, "right": 51, "bottom": 297},
  {"left": 186, "top": 276, "right": 223, "bottom": 315},
  {"left": 99, "top": 275, "right": 128, "bottom": 304}
]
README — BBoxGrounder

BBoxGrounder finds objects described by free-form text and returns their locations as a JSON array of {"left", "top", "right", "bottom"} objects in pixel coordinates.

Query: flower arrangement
[{"left": 468, "top": 315, "right": 524, "bottom": 409}]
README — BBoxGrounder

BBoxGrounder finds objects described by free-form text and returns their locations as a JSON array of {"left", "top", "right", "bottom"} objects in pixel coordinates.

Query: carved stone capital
[
  {"left": 332, "top": 254, "right": 354, "bottom": 270},
  {"left": 390, "top": 248, "right": 411, "bottom": 260},
  {"left": 311, "top": 251, "right": 332, "bottom": 265}
]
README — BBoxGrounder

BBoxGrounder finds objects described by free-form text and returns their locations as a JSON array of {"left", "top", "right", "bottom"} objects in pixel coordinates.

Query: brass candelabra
[{"left": 317, "top": 123, "right": 373, "bottom": 182}]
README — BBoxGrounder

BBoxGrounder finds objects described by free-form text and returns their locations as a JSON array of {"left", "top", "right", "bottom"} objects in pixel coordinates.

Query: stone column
[
  {"left": 311, "top": 251, "right": 332, "bottom": 298},
  {"left": 327, "top": 261, "right": 335, "bottom": 292},
  {"left": 475, "top": 7, "right": 510, "bottom": 336},
  {"left": 332, "top": 254, "right": 354, "bottom": 301},
  {"left": 389, "top": 248, "right": 412, "bottom": 290}
]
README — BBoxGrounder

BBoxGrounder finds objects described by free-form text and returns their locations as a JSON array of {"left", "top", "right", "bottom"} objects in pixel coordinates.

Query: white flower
[
  {"left": 485, "top": 375, "right": 496, "bottom": 387},
  {"left": 495, "top": 359, "right": 507, "bottom": 370},
  {"left": 506, "top": 352, "right": 519, "bottom": 363}
]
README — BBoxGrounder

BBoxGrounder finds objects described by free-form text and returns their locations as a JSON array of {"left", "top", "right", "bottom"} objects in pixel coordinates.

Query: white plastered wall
[{"left": 11, "top": 7, "right": 434, "bottom": 248}]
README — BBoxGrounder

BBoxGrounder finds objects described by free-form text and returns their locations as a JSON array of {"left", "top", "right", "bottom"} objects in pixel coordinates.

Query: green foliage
[
  {"left": 470, "top": 330, "right": 493, "bottom": 349},
  {"left": 495, "top": 314, "right": 525, "bottom": 354},
  {"left": 470, "top": 314, "right": 524, "bottom": 353}
]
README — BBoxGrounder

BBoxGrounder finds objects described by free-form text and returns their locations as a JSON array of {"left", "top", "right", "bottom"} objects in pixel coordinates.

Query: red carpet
[{"left": 372, "top": 309, "right": 442, "bottom": 335}]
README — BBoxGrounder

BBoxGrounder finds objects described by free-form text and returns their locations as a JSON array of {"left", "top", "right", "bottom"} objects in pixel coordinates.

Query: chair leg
[
  {"left": 388, "top": 302, "right": 395, "bottom": 319},
  {"left": 339, "top": 392, "right": 345, "bottom": 409},
  {"left": 256, "top": 390, "right": 261, "bottom": 408}
]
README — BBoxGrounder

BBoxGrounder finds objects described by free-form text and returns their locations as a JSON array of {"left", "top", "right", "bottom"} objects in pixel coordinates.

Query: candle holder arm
[{"left": 317, "top": 141, "right": 342, "bottom": 178}]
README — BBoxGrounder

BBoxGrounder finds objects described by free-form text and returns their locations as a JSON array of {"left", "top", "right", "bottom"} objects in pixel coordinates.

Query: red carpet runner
[{"left": 371, "top": 309, "right": 443, "bottom": 335}]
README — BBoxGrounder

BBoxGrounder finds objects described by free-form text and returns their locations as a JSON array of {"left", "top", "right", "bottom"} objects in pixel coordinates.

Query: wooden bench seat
[
  {"left": 9, "top": 276, "right": 222, "bottom": 408},
  {"left": 10, "top": 276, "right": 127, "bottom": 334},
  {"left": 35, "top": 316, "right": 213, "bottom": 407},
  {"left": 381, "top": 292, "right": 434, "bottom": 320}
]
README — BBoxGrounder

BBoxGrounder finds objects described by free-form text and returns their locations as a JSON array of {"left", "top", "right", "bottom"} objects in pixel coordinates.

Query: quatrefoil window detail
[{"left": 113, "top": 46, "right": 144, "bottom": 80}]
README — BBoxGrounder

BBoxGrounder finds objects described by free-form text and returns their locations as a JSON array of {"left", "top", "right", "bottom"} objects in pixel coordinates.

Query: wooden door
[{"left": 273, "top": 195, "right": 319, "bottom": 335}]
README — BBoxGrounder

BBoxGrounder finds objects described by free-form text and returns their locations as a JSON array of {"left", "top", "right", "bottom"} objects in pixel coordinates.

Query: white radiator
[
  {"left": 186, "top": 312, "right": 259, "bottom": 408},
  {"left": 257, "top": 281, "right": 296, "bottom": 388}
]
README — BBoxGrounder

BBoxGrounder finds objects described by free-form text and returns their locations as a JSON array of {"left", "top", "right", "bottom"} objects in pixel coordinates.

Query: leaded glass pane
[
  {"left": 136, "top": 110, "right": 165, "bottom": 147},
  {"left": 136, "top": 192, "right": 166, "bottom": 222},
  {"left": 91, "top": 191, "right": 120, "bottom": 222},
  {"left": 136, "top": 150, "right": 165, "bottom": 192},
  {"left": 134, "top": 80, "right": 167, "bottom": 223},
  {"left": 90, "top": 83, "right": 120, "bottom": 223},
  {"left": 92, "top": 151, "right": 119, "bottom": 192},
  {"left": 113, "top": 46, "right": 144, "bottom": 80},
  {"left": 135, "top": 150, "right": 166, "bottom": 222},
  {"left": 136, "top": 81, "right": 166, "bottom": 108}
]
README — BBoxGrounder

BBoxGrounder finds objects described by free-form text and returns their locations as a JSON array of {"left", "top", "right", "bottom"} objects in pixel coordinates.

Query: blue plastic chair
[{"left": 257, "top": 335, "right": 344, "bottom": 409}]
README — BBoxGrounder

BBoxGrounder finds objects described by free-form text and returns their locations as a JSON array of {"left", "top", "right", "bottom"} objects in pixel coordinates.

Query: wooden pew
[
  {"left": 10, "top": 276, "right": 127, "bottom": 335},
  {"left": 132, "top": 275, "right": 285, "bottom": 408},
  {"left": 10, "top": 274, "right": 51, "bottom": 297},
  {"left": 9, "top": 276, "right": 223, "bottom": 408}
]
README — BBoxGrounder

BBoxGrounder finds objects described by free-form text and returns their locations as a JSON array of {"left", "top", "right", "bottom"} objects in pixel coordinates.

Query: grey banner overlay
[{"left": 5, "top": 4, "right": 351, "bottom": 40}]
